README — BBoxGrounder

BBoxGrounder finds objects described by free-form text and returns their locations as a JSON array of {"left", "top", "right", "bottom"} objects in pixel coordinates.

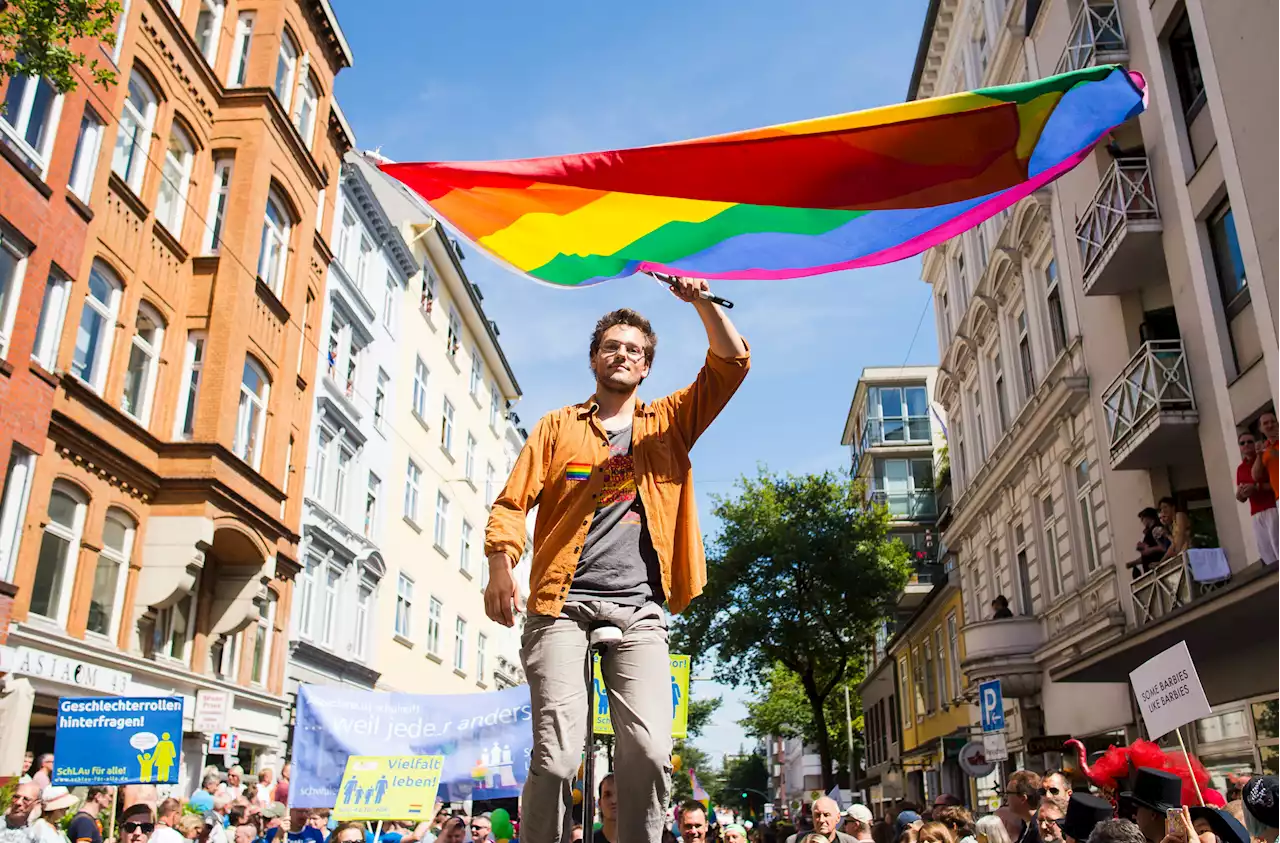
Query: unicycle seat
[{"left": 589, "top": 623, "right": 622, "bottom": 650}]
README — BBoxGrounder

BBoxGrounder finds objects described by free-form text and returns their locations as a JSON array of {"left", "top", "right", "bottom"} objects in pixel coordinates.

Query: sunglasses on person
[
  {"left": 124, "top": 823, "right": 155, "bottom": 833},
  {"left": 1039, "top": 786, "right": 1064, "bottom": 796}
]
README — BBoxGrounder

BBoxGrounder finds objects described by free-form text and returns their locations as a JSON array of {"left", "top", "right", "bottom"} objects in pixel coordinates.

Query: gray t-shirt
[{"left": 567, "top": 425, "right": 663, "bottom": 606}]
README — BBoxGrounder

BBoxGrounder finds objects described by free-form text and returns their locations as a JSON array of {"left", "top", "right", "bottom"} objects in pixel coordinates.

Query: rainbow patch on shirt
[{"left": 566, "top": 462, "right": 592, "bottom": 482}]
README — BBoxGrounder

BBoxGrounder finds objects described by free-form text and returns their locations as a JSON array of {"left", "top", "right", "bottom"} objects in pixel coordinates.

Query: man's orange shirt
[
  {"left": 1265, "top": 443, "right": 1279, "bottom": 497},
  {"left": 485, "top": 346, "right": 750, "bottom": 617}
]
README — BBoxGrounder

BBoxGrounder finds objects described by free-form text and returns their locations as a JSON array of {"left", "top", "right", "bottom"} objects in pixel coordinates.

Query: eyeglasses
[
  {"left": 1039, "top": 787, "right": 1064, "bottom": 796},
  {"left": 598, "top": 341, "right": 646, "bottom": 361},
  {"left": 10, "top": 795, "right": 34, "bottom": 804},
  {"left": 124, "top": 823, "right": 155, "bottom": 833}
]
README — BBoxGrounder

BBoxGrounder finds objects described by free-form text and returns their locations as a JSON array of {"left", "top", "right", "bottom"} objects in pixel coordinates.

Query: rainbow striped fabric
[
  {"left": 381, "top": 65, "right": 1145, "bottom": 287},
  {"left": 565, "top": 462, "right": 592, "bottom": 482}
]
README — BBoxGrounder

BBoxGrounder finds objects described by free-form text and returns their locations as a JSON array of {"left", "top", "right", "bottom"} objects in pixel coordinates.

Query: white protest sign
[{"left": 1128, "top": 640, "right": 1212, "bottom": 739}]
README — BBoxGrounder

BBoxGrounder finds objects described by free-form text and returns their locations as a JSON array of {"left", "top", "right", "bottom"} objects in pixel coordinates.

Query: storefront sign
[
  {"left": 211, "top": 733, "right": 239, "bottom": 755},
  {"left": 332, "top": 755, "right": 444, "bottom": 821},
  {"left": 959, "top": 740, "right": 996, "bottom": 777},
  {"left": 982, "top": 732, "right": 1009, "bottom": 763},
  {"left": 1129, "top": 640, "right": 1212, "bottom": 740},
  {"left": 1026, "top": 735, "right": 1074, "bottom": 756},
  {"left": 194, "top": 689, "right": 232, "bottom": 733},
  {"left": 0, "top": 646, "right": 131, "bottom": 694},
  {"left": 53, "top": 696, "right": 185, "bottom": 785}
]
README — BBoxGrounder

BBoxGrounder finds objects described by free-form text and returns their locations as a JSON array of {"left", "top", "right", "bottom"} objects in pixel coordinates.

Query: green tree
[
  {"left": 670, "top": 696, "right": 722, "bottom": 804},
  {"left": 674, "top": 469, "right": 910, "bottom": 790},
  {"left": 717, "top": 751, "right": 770, "bottom": 818},
  {"left": 1, "top": 0, "right": 123, "bottom": 95}
]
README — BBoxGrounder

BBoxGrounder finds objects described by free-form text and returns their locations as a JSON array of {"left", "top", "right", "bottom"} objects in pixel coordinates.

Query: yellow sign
[
  {"left": 592, "top": 653, "right": 691, "bottom": 738},
  {"left": 332, "top": 755, "right": 444, "bottom": 821}
]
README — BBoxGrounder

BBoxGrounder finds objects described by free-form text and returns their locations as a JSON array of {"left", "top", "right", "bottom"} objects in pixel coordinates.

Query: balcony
[
  {"left": 1101, "top": 340, "right": 1198, "bottom": 470},
  {"left": 1056, "top": 1, "right": 1128, "bottom": 75},
  {"left": 851, "top": 418, "right": 933, "bottom": 475},
  {"left": 1131, "top": 551, "right": 1230, "bottom": 626},
  {"left": 1077, "top": 157, "right": 1164, "bottom": 296},
  {"left": 871, "top": 490, "right": 937, "bottom": 521},
  {"left": 960, "top": 617, "right": 1045, "bottom": 697},
  {"left": 899, "top": 562, "right": 945, "bottom": 610}
]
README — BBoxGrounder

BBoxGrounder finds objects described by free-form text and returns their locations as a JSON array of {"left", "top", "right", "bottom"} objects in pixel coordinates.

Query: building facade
[
  {"left": 911, "top": 0, "right": 1277, "bottom": 785},
  {"left": 285, "top": 148, "right": 418, "bottom": 700},
  {"left": 357, "top": 153, "right": 527, "bottom": 694},
  {"left": 0, "top": 0, "right": 353, "bottom": 785}
]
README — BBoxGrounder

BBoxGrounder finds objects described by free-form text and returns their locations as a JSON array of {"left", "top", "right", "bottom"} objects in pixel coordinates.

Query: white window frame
[
  {"left": 0, "top": 447, "right": 36, "bottom": 582},
  {"left": 446, "top": 308, "right": 462, "bottom": 356},
  {"left": 72, "top": 262, "right": 122, "bottom": 392},
  {"left": 426, "top": 596, "right": 442, "bottom": 655},
  {"left": 459, "top": 520, "right": 472, "bottom": 575},
  {"left": 293, "top": 73, "right": 318, "bottom": 149},
  {"left": 464, "top": 433, "right": 476, "bottom": 483},
  {"left": 0, "top": 68, "right": 64, "bottom": 178},
  {"left": 226, "top": 12, "right": 254, "bottom": 88},
  {"left": 234, "top": 356, "right": 270, "bottom": 469},
  {"left": 364, "top": 473, "right": 380, "bottom": 539},
  {"left": 469, "top": 347, "right": 482, "bottom": 396},
  {"left": 120, "top": 301, "right": 165, "bottom": 425},
  {"left": 154, "top": 579, "right": 198, "bottom": 663},
  {"left": 476, "top": 632, "right": 487, "bottom": 683},
  {"left": 193, "top": 0, "right": 226, "bottom": 66},
  {"left": 353, "top": 583, "right": 372, "bottom": 660},
  {"left": 946, "top": 612, "right": 961, "bottom": 700},
  {"left": 484, "top": 462, "right": 496, "bottom": 509},
  {"left": 112, "top": 0, "right": 132, "bottom": 64},
  {"left": 412, "top": 357, "right": 428, "bottom": 418},
  {"left": 201, "top": 158, "right": 233, "bottom": 254},
  {"left": 112, "top": 70, "right": 156, "bottom": 193},
  {"left": 333, "top": 445, "right": 352, "bottom": 517},
  {"left": 394, "top": 573, "right": 413, "bottom": 638},
  {"left": 433, "top": 492, "right": 449, "bottom": 550},
  {"left": 67, "top": 108, "right": 105, "bottom": 201},
  {"left": 382, "top": 274, "right": 397, "bottom": 333},
  {"left": 249, "top": 593, "right": 275, "bottom": 685},
  {"left": 1073, "top": 459, "right": 1100, "bottom": 574},
  {"left": 404, "top": 459, "right": 421, "bottom": 522},
  {"left": 319, "top": 564, "right": 340, "bottom": 647},
  {"left": 173, "top": 331, "right": 206, "bottom": 440},
  {"left": 1016, "top": 308, "right": 1035, "bottom": 403},
  {"left": 374, "top": 369, "right": 388, "bottom": 431},
  {"left": 441, "top": 398, "right": 454, "bottom": 453},
  {"left": 490, "top": 384, "right": 501, "bottom": 430},
  {"left": 312, "top": 430, "right": 331, "bottom": 500},
  {"left": 258, "top": 190, "right": 291, "bottom": 295},
  {"left": 1041, "top": 495, "right": 1062, "bottom": 598},
  {"left": 274, "top": 31, "right": 299, "bottom": 112},
  {"left": 0, "top": 232, "right": 28, "bottom": 360},
  {"left": 29, "top": 482, "right": 87, "bottom": 626},
  {"left": 31, "top": 272, "right": 70, "bottom": 370},
  {"left": 453, "top": 615, "right": 467, "bottom": 672},
  {"left": 295, "top": 559, "right": 316, "bottom": 641}
]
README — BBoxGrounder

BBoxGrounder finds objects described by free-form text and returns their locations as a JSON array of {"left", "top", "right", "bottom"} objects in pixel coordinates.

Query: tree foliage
[
  {"left": 670, "top": 696, "right": 722, "bottom": 804},
  {"left": 1, "top": 0, "right": 123, "bottom": 95},
  {"left": 716, "top": 751, "right": 770, "bottom": 818},
  {"left": 674, "top": 469, "right": 910, "bottom": 790}
]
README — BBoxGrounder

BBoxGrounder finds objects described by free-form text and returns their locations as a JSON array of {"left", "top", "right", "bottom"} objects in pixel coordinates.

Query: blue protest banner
[
  {"left": 292, "top": 684, "right": 533, "bottom": 807},
  {"left": 53, "top": 697, "right": 184, "bottom": 786}
]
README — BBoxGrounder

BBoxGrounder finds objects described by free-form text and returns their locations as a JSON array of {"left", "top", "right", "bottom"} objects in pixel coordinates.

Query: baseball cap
[
  {"left": 1244, "top": 775, "right": 1278, "bottom": 829},
  {"left": 846, "top": 804, "right": 874, "bottom": 823},
  {"left": 896, "top": 811, "right": 922, "bottom": 832}
]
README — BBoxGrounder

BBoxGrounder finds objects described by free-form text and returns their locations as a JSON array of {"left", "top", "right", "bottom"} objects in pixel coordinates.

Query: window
[
  {"left": 174, "top": 331, "right": 206, "bottom": 439},
  {"left": 394, "top": 573, "right": 413, "bottom": 637},
  {"left": 121, "top": 303, "right": 165, "bottom": 424},
  {"left": 111, "top": 0, "right": 131, "bottom": 62},
  {"left": 212, "top": 631, "right": 240, "bottom": 680},
  {"left": 1, "top": 63, "right": 62, "bottom": 176},
  {"left": 876, "top": 458, "right": 935, "bottom": 518},
  {"left": 154, "top": 582, "right": 196, "bottom": 661},
  {"left": 470, "top": 348, "right": 483, "bottom": 396},
  {"left": 934, "top": 627, "right": 947, "bottom": 702},
  {"left": 490, "top": 384, "right": 501, "bottom": 430},
  {"left": 374, "top": 370, "right": 388, "bottom": 431},
  {"left": 67, "top": 109, "right": 105, "bottom": 201},
  {"left": 293, "top": 74, "right": 318, "bottom": 148},
  {"left": 345, "top": 339, "right": 358, "bottom": 397},
  {"left": 258, "top": 191, "right": 291, "bottom": 294},
  {"left": 326, "top": 317, "right": 340, "bottom": 379},
  {"left": 333, "top": 446, "right": 352, "bottom": 517},
  {"left": 315, "top": 186, "right": 326, "bottom": 235},
  {"left": 446, "top": 308, "right": 462, "bottom": 356},
  {"left": 976, "top": 29, "right": 989, "bottom": 77},
  {"left": 403, "top": 460, "right": 421, "bottom": 522},
  {"left": 972, "top": 386, "right": 987, "bottom": 461},
  {"left": 312, "top": 431, "right": 330, "bottom": 499},
  {"left": 383, "top": 275, "right": 397, "bottom": 332},
  {"left": 1045, "top": 259, "right": 1068, "bottom": 356},
  {"left": 938, "top": 289, "right": 951, "bottom": 339},
  {"left": 946, "top": 613, "right": 961, "bottom": 699},
  {"left": 281, "top": 435, "right": 293, "bottom": 519},
  {"left": 112, "top": 71, "right": 156, "bottom": 193},
  {"left": 427, "top": 597, "right": 442, "bottom": 655},
  {"left": 993, "top": 351, "right": 1009, "bottom": 433},
  {"left": 412, "top": 357, "right": 428, "bottom": 418},
  {"left": 922, "top": 639, "right": 936, "bottom": 713},
  {"left": 296, "top": 560, "right": 316, "bottom": 640},
  {"left": 202, "top": 159, "right": 233, "bottom": 254},
  {"left": 0, "top": 234, "right": 27, "bottom": 359},
  {"left": 1039, "top": 497, "right": 1061, "bottom": 597},
  {"left": 30, "top": 483, "right": 86, "bottom": 623},
  {"left": 1016, "top": 310, "right": 1034, "bottom": 402},
  {"left": 249, "top": 595, "right": 274, "bottom": 684},
  {"left": 898, "top": 656, "right": 912, "bottom": 728},
  {"left": 72, "top": 262, "right": 122, "bottom": 391},
  {"left": 867, "top": 385, "right": 930, "bottom": 443},
  {"left": 1015, "top": 526, "right": 1034, "bottom": 614},
  {"left": 441, "top": 398, "right": 455, "bottom": 453},
  {"left": 364, "top": 474, "right": 379, "bottom": 538},
  {"left": 193, "top": 0, "right": 225, "bottom": 64},
  {"left": 952, "top": 418, "right": 966, "bottom": 490},
  {"left": 274, "top": 31, "right": 299, "bottom": 112},
  {"left": 320, "top": 565, "right": 340, "bottom": 646},
  {"left": 459, "top": 520, "right": 473, "bottom": 575},
  {"left": 357, "top": 234, "right": 375, "bottom": 290},
  {"left": 1169, "top": 14, "right": 1205, "bottom": 119},
  {"left": 477, "top": 632, "right": 487, "bottom": 682},
  {"left": 485, "top": 462, "right": 496, "bottom": 508},
  {"left": 297, "top": 289, "right": 313, "bottom": 375},
  {"left": 152, "top": 122, "right": 196, "bottom": 233},
  {"left": 464, "top": 433, "right": 476, "bottom": 483},
  {"left": 336, "top": 205, "right": 358, "bottom": 267},
  {"left": 234, "top": 357, "right": 270, "bottom": 469},
  {"left": 353, "top": 584, "right": 371, "bottom": 660},
  {"left": 0, "top": 448, "right": 36, "bottom": 581},
  {"left": 1074, "top": 459, "right": 1099, "bottom": 573},
  {"left": 227, "top": 13, "right": 254, "bottom": 87},
  {"left": 453, "top": 616, "right": 467, "bottom": 672},
  {"left": 434, "top": 492, "right": 449, "bottom": 550},
  {"left": 1209, "top": 202, "right": 1247, "bottom": 314},
  {"left": 31, "top": 272, "right": 70, "bottom": 369}
]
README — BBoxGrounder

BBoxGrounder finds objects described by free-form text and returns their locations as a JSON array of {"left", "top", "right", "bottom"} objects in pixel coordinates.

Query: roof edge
[{"left": 907, "top": 0, "right": 943, "bottom": 101}]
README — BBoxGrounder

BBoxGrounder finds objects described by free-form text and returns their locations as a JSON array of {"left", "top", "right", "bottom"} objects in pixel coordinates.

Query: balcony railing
[
  {"left": 1101, "top": 340, "right": 1196, "bottom": 466},
  {"left": 1078, "top": 156, "right": 1159, "bottom": 279},
  {"left": 852, "top": 417, "right": 933, "bottom": 475},
  {"left": 1056, "top": 1, "right": 1128, "bottom": 74},
  {"left": 1131, "top": 551, "right": 1229, "bottom": 625},
  {"left": 871, "top": 490, "right": 937, "bottom": 520}
]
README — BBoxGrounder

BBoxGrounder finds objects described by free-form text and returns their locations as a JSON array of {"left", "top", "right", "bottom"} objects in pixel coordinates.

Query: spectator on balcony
[
  {"left": 991, "top": 595, "right": 1014, "bottom": 619},
  {"left": 1156, "top": 498, "right": 1191, "bottom": 562},
  {"left": 1128, "top": 508, "right": 1170, "bottom": 579},
  {"left": 1236, "top": 430, "right": 1279, "bottom": 566},
  {"left": 1252, "top": 411, "right": 1280, "bottom": 498}
]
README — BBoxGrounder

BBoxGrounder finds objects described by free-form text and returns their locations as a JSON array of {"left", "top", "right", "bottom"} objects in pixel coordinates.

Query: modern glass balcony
[
  {"left": 1101, "top": 340, "right": 1198, "bottom": 470},
  {"left": 1055, "top": 0, "right": 1128, "bottom": 75},
  {"left": 870, "top": 490, "right": 937, "bottom": 520}
]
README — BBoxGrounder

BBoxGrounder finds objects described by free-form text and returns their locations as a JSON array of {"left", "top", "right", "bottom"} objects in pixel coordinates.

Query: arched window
[
  {"left": 72, "top": 261, "right": 122, "bottom": 392},
  {"left": 258, "top": 190, "right": 291, "bottom": 294},
  {"left": 293, "top": 72, "right": 318, "bottom": 149},
  {"left": 1, "top": 60, "right": 65, "bottom": 177},
  {"left": 113, "top": 69, "right": 158, "bottom": 192},
  {"left": 121, "top": 302, "right": 165, "bottom": 425},
  {"left": 155, "top": 121, "right": 194, "bottom": 234},
  {"left": 30, "top": 483, "right": 87, "bottom": 624},
  {"left": 234, "top": 356, "right": 270, "bottom": 468},
  {"left": 87, "top": 508, "right": 135, "bottom": 638},
  {"left": 274, "top": 30, "right": 299, "bottom": 112}
]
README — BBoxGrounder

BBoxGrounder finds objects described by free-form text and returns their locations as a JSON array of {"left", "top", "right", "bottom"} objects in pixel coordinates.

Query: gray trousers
[{"left": 519, "top": 601, "right": 673, "bottom": 843}]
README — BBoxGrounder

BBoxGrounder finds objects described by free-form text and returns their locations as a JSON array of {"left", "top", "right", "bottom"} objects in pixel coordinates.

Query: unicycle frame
[{"left": 581, "top": 623, "right": 621, "bottom": 835}]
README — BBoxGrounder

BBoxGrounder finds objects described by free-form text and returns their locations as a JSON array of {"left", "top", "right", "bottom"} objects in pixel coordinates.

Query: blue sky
[{"left": 330, "top": 0, "right": 937, "bottom": 764}]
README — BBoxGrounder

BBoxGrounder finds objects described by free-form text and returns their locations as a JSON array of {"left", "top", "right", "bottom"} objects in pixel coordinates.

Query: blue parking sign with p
[{"left": 980, "top": 680, "right": 1004, "bottom": 732}]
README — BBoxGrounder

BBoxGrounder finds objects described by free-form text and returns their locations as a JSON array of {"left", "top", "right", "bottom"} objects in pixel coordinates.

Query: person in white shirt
[
  {"left": 150, "top": 800, "right": 183, "bottom": 843},
  {"left": 253, "top": 771, "right": 275, "bottom": 808}
]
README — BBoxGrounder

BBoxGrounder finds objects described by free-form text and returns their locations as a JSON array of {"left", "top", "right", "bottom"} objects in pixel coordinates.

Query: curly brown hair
[{"left": 589, "top": 309, "right": 657, "bottom": 365}]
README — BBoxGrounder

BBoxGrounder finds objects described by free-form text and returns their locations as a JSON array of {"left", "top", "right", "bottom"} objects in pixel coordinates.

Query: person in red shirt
[{"left": 1236, "top": 429, "right": 1278, "bottom": 566}]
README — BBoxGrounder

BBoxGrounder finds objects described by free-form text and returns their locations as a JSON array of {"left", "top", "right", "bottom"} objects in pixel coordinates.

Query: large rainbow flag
[{"left": 381, "top": 65, "right": 1145, "bottom": 287}]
